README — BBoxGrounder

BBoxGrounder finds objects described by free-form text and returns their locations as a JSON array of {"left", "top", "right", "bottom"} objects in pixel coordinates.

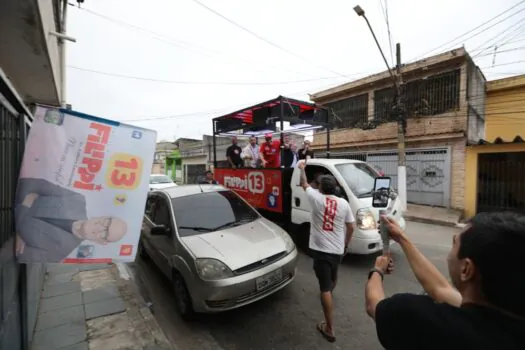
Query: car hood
[
  {"left": 150, "top": 183, "right": 176, "bottom": 190},
  {"left": 180, "top": 218, "right": 287, "bottom": 271}
]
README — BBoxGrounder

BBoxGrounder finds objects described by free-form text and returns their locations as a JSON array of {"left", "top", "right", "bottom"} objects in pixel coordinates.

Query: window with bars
[
  {"left": 405, "top": 69, "right": 461, "bottom": 117},
  {"left": 325, "top": 93, "right": 368, "bottom": 128},
  {"left": 372, "top": 69, "right": 461, "bottom": 123},
  {"left": 373, "top": 87, "right": 396, "bottom": 123}
]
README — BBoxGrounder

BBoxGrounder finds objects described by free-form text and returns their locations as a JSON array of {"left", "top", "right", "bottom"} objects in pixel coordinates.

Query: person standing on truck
[
  {"left": 282, "top": 134, "right": 295, "bottom": 168},
  {"left": 297, "top": 161, "right": 355, "bottom": 343},
  {"left": 241, "top": 136, "right": 260, "bottom": 168},
  {"left": 226, "top": 136, "right": 243, "bottom": 168},
  {"left": 298, "top": 140, "right": 314, "bottom": 160},
  {"left": 259, "top": 133, "right": 281, "bottom": 168}
]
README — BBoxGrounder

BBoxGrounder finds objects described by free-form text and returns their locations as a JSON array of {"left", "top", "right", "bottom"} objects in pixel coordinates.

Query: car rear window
[{"left": 171, "top": 190, "right": 259, "bottom": 237}]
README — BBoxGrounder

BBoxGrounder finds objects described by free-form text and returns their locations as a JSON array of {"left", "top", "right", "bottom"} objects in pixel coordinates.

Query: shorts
[{"left": 311, "top": 249, "right": 343, "bottom": 293}]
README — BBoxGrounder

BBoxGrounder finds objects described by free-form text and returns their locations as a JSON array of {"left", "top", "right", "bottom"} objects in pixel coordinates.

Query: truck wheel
[
  {"left": 296, "top": 224, "right": 311, "bottom": 255},
  {"left": 172, "top": 272, "right": 196, "bottom": 321}
]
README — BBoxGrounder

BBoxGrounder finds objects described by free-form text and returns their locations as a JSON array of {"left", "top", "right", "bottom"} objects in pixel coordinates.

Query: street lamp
[{"left": 354, "top": 5, "right": 407, "bottom": 211}]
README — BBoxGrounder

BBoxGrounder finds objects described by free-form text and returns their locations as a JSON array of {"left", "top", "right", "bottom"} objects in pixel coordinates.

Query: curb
[{"left": 405, "top": 216, "right": 460, "bottom": 228}]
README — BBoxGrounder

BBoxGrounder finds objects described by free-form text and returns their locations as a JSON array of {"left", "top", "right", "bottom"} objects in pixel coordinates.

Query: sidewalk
[
  {"left": 31, "top": 263, "right": 173, "bottom": 350},
  {"left": 404, "top": 203, "right": 463, "bottom": 227}
]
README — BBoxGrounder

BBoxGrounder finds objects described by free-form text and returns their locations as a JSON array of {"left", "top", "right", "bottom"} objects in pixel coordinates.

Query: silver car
[{"left": 139, "top": 184, "right": 298, "bottom": 319}]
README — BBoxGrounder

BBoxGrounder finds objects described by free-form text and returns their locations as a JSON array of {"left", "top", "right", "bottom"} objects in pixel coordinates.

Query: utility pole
[
  {"left": 395, "top": 43, "right": 407, "bottom": 211},
  {"left": 354, "top": 5, "right": 407, "bottom": 211}
]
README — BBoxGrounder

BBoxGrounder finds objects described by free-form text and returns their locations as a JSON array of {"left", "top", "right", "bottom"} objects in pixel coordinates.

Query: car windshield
[
  {"left": 171, "top": 190, "right": 259, "bottom": 237},
  {"left": 335, "top": 162, "right": 379, "bottom": 198},
  {"left": 150, "top": 175, "right": 172, "bottom": 184}
]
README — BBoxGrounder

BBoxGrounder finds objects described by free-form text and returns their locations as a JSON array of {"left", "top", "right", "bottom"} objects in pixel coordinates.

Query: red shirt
[{"left": 260, "top": 140, "right": 281, "bottom": 168}]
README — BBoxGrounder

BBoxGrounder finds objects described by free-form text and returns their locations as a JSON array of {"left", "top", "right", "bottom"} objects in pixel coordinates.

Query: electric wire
[{"left": 187, "top": 0, "right": 349, "bottom": 78}]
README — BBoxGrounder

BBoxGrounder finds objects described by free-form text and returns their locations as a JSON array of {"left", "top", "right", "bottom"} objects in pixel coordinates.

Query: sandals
[{"left": 317, "top": 321, "right": 336, "bottom": 343}]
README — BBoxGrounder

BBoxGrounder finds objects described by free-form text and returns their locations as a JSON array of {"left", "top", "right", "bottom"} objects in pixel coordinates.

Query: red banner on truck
[{"left": 214, "top": 168, "right": 283, "bottom": 213}]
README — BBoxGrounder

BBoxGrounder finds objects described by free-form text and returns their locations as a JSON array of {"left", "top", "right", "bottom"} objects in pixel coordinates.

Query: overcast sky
[{"left": 66, "top": 0, "right": 525, "bottom": 141}]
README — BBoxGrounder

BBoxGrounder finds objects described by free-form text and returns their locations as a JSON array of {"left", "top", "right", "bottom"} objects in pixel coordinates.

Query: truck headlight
[
  {"left": 195, "top": 258, "right": 233, "bottom": 280},
  {"left": 356, "top": 208, "right": 377, "bottom": 230}
]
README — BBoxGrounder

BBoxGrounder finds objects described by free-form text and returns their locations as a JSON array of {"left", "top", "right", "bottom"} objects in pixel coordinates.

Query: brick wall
[{"left": 314, "top": 113, "right": 468, "bottom": 148}]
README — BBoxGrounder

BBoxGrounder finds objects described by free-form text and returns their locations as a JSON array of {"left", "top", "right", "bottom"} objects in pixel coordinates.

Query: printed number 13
[
  {"left": 112, "top": 158, "right": 138, "bottom": 187},
  {"left": 106, "top": 153, "right": 143, "bottom": 190}
]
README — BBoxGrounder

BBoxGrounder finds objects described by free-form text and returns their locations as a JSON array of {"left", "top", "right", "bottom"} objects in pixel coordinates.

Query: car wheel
[{"left": 172, "top": 272, "right": 196, "bottom": 321}]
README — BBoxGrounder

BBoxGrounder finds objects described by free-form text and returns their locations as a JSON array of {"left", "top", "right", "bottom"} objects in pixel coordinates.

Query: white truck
[{"left": 289, "top": 158, "right": 406, "bottom": 255}]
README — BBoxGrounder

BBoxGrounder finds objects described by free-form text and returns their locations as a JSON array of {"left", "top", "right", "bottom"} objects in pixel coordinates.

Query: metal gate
[
  {"left": 477, "top": 152, "right": 525, "bottom": 213},
  {"left": 184, "top": 164, "right": 207, "bottom": 184},
  {"left": 0, "top": 71, "right": 43, "bottom": 350},
  {"left": 335, "top": 147, "right": 451, "bottom": 207}
]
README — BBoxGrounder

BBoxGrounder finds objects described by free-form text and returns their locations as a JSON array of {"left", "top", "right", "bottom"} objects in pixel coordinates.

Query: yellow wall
[
  {"left": 484, "top": 75, "right": 525, "bottom": 142},
  {"left": 464, "top": 75, "right": 525, "bottom": 218}
]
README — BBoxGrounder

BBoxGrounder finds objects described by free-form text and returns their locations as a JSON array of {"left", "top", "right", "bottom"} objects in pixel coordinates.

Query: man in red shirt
[{"left": 259, "top": 133, "right": 281, "bottom": 168}]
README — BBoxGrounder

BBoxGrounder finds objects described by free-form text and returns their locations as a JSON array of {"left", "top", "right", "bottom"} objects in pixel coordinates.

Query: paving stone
[
  {"left": 82, "top": 283, "right": 120, "bottom": 304},
  {"left": 46, "top": 271, "right": 78, "bottom": 285},
  {"left": 60, "top": 341, "right": 88, "bottom": 350},
  {"left": 36, "top": 305, "right": 85, "bottom": 331},
  {"left": 32, "top": 321, "right": 86, "bottom": 350},
  {"left": 78, "top": 264, "right": 111, "bottom": 272},
  {"left": 84, "top": 297, "right": 126, "bottom": 320},
  {"left": 46, "top": 264, "right": 80, "bottom": 276},
  {"left": 42, "top": 281, "right": 81, "bottom": 298},
  {"left": 40, "top": 292, "right": 82, "bottom": 313}
]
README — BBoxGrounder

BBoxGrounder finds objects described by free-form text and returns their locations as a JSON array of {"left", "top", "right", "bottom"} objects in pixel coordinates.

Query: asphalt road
[{"left": 127, "top": 221, "right": 460, "bottom": 350}]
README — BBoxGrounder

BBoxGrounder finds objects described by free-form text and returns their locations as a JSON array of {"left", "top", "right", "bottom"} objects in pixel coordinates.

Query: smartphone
[
  {"left": 373, "top": 177, "right": 392, "bottom": 254},
  {"left": 372, "top": 177, "right": 391, "bottom": 208}
]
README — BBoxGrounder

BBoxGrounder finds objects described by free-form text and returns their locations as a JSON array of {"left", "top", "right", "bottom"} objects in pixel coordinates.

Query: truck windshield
[
  {"left": 335, "top": 162, "right": 379, "bottom": 198},
  {"left": 172, "top": 190, "right": 259, "bottom": 237}
]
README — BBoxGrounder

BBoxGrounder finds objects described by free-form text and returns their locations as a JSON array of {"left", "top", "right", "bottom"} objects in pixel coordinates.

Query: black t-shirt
[
  {"left": 282, "top": 148, "right": 295, "bottom": 167},
  {"left": 375, "top": 294, "right": 525, "bottom": 350},
  {"left": 298, "top": 148, "right": 314, "bottom": 160},
  {"left": 226, "top": 145, "right": 243, "bottom": 167}
]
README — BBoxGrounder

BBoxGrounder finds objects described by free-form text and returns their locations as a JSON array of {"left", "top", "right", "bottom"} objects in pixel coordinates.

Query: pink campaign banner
[{"left": 14, "top": 106, "right": 156, "bottom": 264}]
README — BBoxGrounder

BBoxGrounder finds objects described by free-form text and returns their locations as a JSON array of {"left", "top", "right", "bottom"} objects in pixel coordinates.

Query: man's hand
[
  {"left": 380, "top": 216, "right": 407, "bottom": 243},
  {"left": 16, "top": 234, "right": 25, "bottom": 256},
  {"left": 22, "top": 193, "right": 39, "bottom": 208},
  {"left": 297, "top": 160, "right": 306, "bottom": 169},
  {"left": 374, "top": 255, "right": 394, "bottom": 275}
]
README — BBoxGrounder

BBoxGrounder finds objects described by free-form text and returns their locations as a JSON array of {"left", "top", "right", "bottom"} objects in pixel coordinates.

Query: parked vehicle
[
  {"left": 149, "top": 173, "right": 176, "bottom": 191},
  {"left": 211, "top": 96, "right": 406, "bottom": 255},
  {"left": 139, "top": 185, "right": 298, "bottom": 319}
]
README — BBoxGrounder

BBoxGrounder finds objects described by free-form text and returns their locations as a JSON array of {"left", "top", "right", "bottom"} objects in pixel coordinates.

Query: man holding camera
[{"left": 366, "top": 212, "right": 525, "bottom": 349}]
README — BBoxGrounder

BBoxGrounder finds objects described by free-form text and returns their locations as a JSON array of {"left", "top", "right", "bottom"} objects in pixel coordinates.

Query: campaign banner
[
  {"left": 214, "top": 168, "right": 282, "bottom": 213},
  {"left": 15, "top": 106, "right": 156, "bottom": 263}
]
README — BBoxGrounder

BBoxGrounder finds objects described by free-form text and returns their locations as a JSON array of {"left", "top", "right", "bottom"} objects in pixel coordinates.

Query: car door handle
[{"left": 294, "top": 197, "right": 300, "bottom": 206}]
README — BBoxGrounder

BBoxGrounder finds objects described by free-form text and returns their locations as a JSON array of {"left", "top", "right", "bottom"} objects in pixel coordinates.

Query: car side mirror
[{"left": 151, "top": 224, "right": 168, "bottom": 235}]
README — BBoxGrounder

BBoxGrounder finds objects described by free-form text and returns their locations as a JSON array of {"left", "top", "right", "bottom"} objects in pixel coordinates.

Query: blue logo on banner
[
  {"left": 267, "top": 194, "right": 277, "bottom": 208},
  {"left": 131, "top": 130, "right": 142, "bottom": 139}
]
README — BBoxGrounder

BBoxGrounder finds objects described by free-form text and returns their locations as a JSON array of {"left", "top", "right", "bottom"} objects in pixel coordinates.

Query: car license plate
[{"left": 256, "top": 268, "right": 283, "bottom": 291}]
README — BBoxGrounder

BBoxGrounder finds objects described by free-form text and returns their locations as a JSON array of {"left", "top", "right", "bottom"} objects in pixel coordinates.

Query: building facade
[
  {"left": 152, "top": 141, "right": 177, "bottom": 174},
  {"left": 0, "top": 1, "right": 68, "bottom": 348},
  {"left": 464, "top": 74, "right": 525, "bottom": 218},
  {"left": 310, "top": 48, "right": 486, "bottom": 210}
]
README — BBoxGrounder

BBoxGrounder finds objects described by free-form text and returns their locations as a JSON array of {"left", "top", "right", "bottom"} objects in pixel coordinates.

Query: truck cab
[{"left": 290, "top": 158, "right": 406, "bottom": 255}]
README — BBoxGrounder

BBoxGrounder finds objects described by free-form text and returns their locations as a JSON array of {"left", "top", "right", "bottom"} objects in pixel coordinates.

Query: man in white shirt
[
  {"left": 297, "top": 161, "right": 355, "bottom": 343},
  {"left": 241, "top": 136, "right": 260, "bottom": 168}
]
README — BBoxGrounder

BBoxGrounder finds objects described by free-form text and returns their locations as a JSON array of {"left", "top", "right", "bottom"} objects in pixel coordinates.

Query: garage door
[
  {"left": 336, "top": 148, "right": 451, "bottom": 207},
  {"left": 477, "top": 152, "right": 525, "bottom": 213}
]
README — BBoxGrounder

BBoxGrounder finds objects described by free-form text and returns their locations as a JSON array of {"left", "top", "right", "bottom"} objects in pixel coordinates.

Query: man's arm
[
  {"left": 18, "top": 178, "right": 80, "bottom": 198},
  {"left": 298, "top": 162, "right": 309, "bottom": 190},
  {"left": 258, "top": 145, "right": 267, "bottom": 166},
  {"left": 365, "top": 255, "right": 393, "bottom": 319},
  {"left": 398, "top": 236, "right": 462, "bottom": 306},
  {"left": 344, "top": 203, "right": 355, "bottom": 248}
]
